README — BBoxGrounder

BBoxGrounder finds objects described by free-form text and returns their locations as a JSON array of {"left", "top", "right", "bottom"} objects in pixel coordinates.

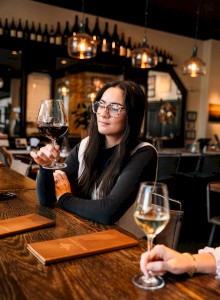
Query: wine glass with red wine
[{"left": 37, "top": 99, "right": 68, "bottom": 169}]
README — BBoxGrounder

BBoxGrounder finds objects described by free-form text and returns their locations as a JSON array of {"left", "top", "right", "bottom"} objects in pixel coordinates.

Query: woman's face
[{"left": 96, "top": 87, "right": 127, "bottom": 143}]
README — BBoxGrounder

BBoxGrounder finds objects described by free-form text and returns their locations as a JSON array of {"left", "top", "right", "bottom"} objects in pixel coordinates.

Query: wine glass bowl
[
  {"left": 37, "top": 99, "right": 68, "bottom": 169},
  {"left": 132, "top": 182, "right": 170, "bottom": 290}
]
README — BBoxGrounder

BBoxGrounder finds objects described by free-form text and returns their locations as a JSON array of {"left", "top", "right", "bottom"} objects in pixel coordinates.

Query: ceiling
[{"left": 33, "top": 0, "right": 220, "bottom": 41}]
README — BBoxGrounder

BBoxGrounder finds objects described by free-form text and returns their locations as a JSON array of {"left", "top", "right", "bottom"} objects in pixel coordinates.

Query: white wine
[{"left": 134, "top": 208, "right": 169, "bottom": 236}]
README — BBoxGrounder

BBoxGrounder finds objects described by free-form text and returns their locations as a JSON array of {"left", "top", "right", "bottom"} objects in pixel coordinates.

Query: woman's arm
[
  {"left": 140, "top": 244, "right": 217, "bottom": 278},
  {"left": 36, "top": 144, "right": 79, "bottom": 206},
  {"left": 58, "top": 145, "right": 157, "bottom": 224}
]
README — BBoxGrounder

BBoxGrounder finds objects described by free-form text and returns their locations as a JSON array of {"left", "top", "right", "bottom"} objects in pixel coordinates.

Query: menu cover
[
  {"left": 0, "top": 214, "right": 55, "bottom": 237},
  {"left": 27, "top": 229, "right": 138, "bottom": 265}
]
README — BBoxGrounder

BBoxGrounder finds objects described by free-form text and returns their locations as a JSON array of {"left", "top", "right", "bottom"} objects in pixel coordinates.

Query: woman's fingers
[{"left": 30, "top": 144, "right": 60, "bottom": 166}]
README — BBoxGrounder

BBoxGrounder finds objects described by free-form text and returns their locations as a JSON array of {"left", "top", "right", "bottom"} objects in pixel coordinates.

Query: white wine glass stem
[{"left": 146, "top": 235, "right": 154, "bottom": 278}]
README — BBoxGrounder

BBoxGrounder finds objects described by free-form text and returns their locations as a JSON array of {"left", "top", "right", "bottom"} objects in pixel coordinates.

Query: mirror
[{"left": 146, "top": 69, "right": 186, "bottom": 148}]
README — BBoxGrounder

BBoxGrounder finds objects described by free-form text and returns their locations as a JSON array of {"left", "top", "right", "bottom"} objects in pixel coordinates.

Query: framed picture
[
  {"left": 147, "top": 76, "right": 155, "bottom": 97},
  {"left": 185, "top": 130, "right": 196, "bottom": 140},
  {"left": 186, "top": 111, "right": 197, "bottom": 121},
  {"left": 186, "top": 121, "right": 195, "bottom": 129},
  {"left": 208, "top": 103, "right": 220, "bottom": 122}
]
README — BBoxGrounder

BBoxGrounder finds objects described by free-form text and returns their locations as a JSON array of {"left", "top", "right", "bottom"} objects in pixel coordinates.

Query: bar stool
[{"left": 206, "top": 182, "right": 220, "bottom": 246}]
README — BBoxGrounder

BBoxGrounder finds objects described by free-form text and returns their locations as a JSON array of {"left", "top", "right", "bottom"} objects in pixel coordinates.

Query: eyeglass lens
[{"left": 92, "top": 102, "right": 122, "bottom": 117}]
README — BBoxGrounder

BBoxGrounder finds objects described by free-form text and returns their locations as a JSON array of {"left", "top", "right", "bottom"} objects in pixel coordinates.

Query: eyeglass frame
[{"left": 92, "top": 101, "right": 126, "bottom": 118}]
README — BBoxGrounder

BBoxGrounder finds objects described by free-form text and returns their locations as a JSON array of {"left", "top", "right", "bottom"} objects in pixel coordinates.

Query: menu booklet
[
  {"left": 27, "top": 229, "right": 138, "bottom": 265},
  {"left": 0, "top": 213, "right": 55, "bottom": 237}
]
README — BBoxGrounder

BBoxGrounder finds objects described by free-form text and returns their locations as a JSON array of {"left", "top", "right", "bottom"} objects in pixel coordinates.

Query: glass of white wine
[{"left": 132, "top": 181, "right": 170, "bottom": 290}]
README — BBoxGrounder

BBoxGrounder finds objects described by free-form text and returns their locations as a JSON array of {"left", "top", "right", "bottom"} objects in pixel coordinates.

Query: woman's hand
[
  {"left": 53, "top": 170, "right": 71, "bottom": 200},
  {"left": 140, "top": 244, "right": 196, "bottom": 277},
  {"left": 30, "top": 144, "right": 60, "bottom": 167}
]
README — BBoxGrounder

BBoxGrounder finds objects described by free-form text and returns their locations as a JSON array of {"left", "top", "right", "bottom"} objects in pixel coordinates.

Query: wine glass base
[
  {"left": 132, "top": 273, "right": 165, "bottom": 290},
  {"left": 43, "top": 162, "right": 67, "bottom": 170}
]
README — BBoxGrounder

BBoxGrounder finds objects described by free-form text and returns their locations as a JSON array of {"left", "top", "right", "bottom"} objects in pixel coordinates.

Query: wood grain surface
[{"left": 0, "top": 185, "right": 219, "bottom": 299}]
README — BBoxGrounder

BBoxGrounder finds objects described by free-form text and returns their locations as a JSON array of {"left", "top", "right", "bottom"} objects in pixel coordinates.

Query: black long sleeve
[{"left": 36, "top": 143, "right": 157, "bottom": 224}]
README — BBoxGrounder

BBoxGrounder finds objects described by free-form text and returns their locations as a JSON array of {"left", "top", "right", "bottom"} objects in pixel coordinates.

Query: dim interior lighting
[
  {"left": 132, "top": 0, "right": 158, "bottom": 69},
  {"left": 67, "top": 0, "right": 96, "bottom": 59},
  {"left": 182, "top": 0, "right": 206, "bottom": 77}
]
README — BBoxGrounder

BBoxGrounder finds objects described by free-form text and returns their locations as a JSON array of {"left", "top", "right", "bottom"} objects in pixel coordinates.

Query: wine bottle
[
  {"left": 16, "top": 18, "right": 23, "bottom": 39},
  {"left": 10, "top": 17, "right": 16, "bottom": 38},
  {"left": 101, "top": 22, "right": 111, "bottom": 53},
  {"left": 92, "top": 17, "right": 101, "bottom": 54},
  {"left": 126, "top": 37, "right": 132, "bottom": 58},
  {"left": 24, "top": 20, "right": 30, "bottom": 41},
  {"left": 43, "top": 24, "right": 49, "bottom": 43},
  {"left": 0, "top": 18, "right": 3, "bottom": 36},
  {"left": 84, "top": 17, "right": 91, "bottom": 35},
  {"left": 71, "top": 15, "right": 79, "bottom": 36},
  {"left": 119, "top": 33, "right": 126, "bottom": 57},
  {"left": 111, "top": 24, "right": 120, "bottom": 56},
  {"left": 49, "top": 25, "right": 55, "bottom": 44},
  {"left": 30, "top": 21, "right": 36, "bottom": 41},
  {"left": 3, "top": 18, "right": 10, "bottom": 36},
  {"left": 55, "top": 21, "right": 62, "bottom": 45},
  {"left": 36, "top": 22, "right": 43, "bottom": 42},
  {"left": 63, "top": 21, "right": 71, "bottom": 46},
  {"left": 158, "top": 49, "right": 164, "bottom": 64}
]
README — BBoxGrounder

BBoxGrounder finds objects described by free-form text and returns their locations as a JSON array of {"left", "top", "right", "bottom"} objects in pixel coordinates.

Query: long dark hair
[{"left": 78, "top": 80, "right": 146, "bottom": 197}]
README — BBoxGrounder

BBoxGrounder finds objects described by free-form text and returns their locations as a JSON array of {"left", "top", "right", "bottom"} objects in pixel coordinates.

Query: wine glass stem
[
  {"left": 147, "top": 236, "right": 154, "bottom": 278},
  {"left": 52, "top": 139, "right": 57, "bottom": 165}
]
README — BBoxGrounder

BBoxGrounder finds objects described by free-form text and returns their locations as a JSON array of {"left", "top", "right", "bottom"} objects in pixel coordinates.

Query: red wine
[{"left": 38, "top": 125, "right": 68, "bottom": 140}]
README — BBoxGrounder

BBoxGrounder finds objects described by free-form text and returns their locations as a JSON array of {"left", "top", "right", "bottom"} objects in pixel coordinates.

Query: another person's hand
[
  {"left": 30, "top": 144, "right": 60, "bottom": 167},
  {"left": 140, "top": 244, "right": 196, "bottom": 277},
  {"left": 53, "top": 170, "right": 71, "bottom": 200}
]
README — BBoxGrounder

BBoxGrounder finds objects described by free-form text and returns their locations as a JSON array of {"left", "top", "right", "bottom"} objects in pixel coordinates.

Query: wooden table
[
  {"left": 0, "top": 167, "right": 36, "bottom": 191},
  {"left": 0, "top": 189, "right": 220, "bottom": 300}
]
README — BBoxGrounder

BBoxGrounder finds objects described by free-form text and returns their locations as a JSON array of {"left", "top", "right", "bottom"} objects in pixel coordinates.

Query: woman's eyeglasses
[{"left": 92, "top": 101, "right": 125, "bottom": 118}]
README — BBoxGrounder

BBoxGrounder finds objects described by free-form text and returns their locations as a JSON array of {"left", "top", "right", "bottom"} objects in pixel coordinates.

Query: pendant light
[
  {"left": 67, "top": 0, "right": 96, "bottom": 59},
  {"left": 58, "top": 81, "right": 70, "bottom": 97},
  {"left": 132, "top": 0, "right": 158, "bottom": 69},
  {"left": 57, "top": 72, "right": 70, "bottom": 96},
  {"left": 182, "top": 0, "right": 206, "bottom": 77}
]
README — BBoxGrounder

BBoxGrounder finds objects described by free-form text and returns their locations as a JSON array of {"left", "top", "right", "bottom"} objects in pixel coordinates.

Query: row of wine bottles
[{"left": 0, "top": 16, "right": 174, "bottom": 64}]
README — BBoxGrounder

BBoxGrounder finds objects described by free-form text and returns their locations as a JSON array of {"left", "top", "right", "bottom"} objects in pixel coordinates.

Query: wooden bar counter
[
  {"left": 0, "top": 167, "right": 36, "bottom": 191},
  {"left": 0, "top": 188, "right": 219, "bottom": 299}
]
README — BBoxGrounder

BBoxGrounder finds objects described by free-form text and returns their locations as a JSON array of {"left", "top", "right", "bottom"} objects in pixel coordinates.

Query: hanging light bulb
[
  {"left": 67, "top": 0, "right": 96, "bottom": 59},
  {"left": 182, "top": 46, "right": 206, "bottom": 77},
  {"left": 132, "top": 0, "right": 158, "bottom": 69},
  {"left": 58, "top": 81, "right": 70, "bottom": 96},
  {"left": 182, "top": 0, "right": 206, "bottom": 77}
]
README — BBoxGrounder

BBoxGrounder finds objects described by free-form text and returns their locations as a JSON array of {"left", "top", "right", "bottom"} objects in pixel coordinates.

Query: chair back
[
  {"left": 117, "top": 197, "right": 183, "bottom": 250},
  {"left": 195, "top": 154, "right": 220, "bottom": 177},
  {"left": 156, "top": 198, "right": 184, "bottom": 250},
  {"left": 10, "top": 155, "right": 33, "bottom": 177},
  {"left": 157, "top": 153, "right": 181, "bottom": 181}
]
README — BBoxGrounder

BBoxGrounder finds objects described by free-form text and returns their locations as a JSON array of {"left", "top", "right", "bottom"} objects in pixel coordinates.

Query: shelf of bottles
[{"left": 0, "top": 16, "right": 174, "bottom": 68}]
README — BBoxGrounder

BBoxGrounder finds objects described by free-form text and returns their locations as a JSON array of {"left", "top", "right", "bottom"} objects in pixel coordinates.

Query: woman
[
  {"left": 30, "top": 80, "right": 157, "bottom": 230},
  {"left": 140, "top": 244, "right": 220, "bottom": 277}
]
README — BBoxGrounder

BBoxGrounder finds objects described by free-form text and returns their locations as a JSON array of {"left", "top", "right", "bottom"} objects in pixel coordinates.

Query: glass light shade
[
  {"left": 68, "top": 32, "right": 96, "bottom": 59},
  {"left": 182, "top": 46, "right": 206, "bottom": 77},
  {"left": 132, "top": 37, "right": 158, "bottom": 69},
  {"left": 58, "top": 82, "right": 70, "bottom": 96}
]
